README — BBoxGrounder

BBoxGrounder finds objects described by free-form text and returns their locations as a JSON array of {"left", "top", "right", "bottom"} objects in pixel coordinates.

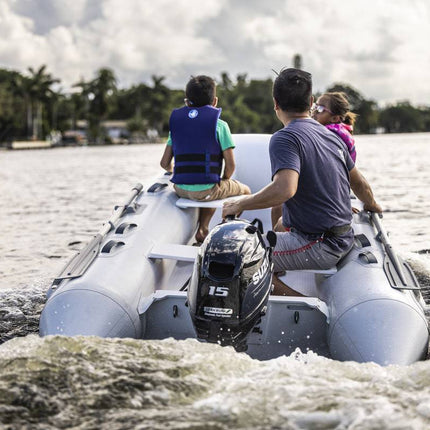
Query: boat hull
[{"left": 39, "top": 134, "right": 429, "bottom": 365}]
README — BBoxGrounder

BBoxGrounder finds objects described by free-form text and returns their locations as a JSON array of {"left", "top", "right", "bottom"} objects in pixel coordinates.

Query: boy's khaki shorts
[{"left": 174, "top": 179, "right": 249, "bottom": 201}]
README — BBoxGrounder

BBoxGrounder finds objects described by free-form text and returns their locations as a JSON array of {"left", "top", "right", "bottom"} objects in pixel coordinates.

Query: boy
[{"left": 160, "top": 75, "right": 250, "bottom": 243}]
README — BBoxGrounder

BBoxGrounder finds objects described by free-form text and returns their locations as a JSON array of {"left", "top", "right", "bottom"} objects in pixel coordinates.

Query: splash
[
  {"left": 1, "top": 337, "right": 430, "bottom": 428},
  {"left": 0, "top": 282, "right": 47, "bottom": 344}
]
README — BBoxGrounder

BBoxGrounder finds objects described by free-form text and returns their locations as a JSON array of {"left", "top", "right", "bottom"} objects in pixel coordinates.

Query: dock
[{"left": 8, "top": 140, "right": 53, "bottom": 150}]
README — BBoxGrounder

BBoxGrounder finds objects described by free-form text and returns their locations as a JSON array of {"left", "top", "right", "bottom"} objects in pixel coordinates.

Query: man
[{"left": 222, "top": 68, "right": 382, "bottom": 295}]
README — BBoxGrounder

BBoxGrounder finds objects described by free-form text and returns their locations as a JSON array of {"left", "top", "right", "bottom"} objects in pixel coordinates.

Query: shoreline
[{"left": 1, "top": 140, "right": 163, "bottom": 151}]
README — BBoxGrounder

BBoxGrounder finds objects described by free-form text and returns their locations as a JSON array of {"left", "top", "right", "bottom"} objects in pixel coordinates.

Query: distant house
[
  {"left": 102, "top": 120, "right": 130, "bottom": 144},
  {"left": 61, "top": 130, "right": 88, "bottom": 146},
  {"left": 59, "top": 120, "right": 88, "bottom": 146}
]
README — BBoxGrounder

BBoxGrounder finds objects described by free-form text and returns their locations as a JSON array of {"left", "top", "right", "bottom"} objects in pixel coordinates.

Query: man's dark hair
[
  {"left": 273, "top": 68, "right": 312, "bottom": 112},
  {"left": 185, "top": 75, "right": 216, "bottom": 107}
]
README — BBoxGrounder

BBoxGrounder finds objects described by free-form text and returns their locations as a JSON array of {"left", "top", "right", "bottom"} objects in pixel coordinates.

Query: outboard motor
[{"left": 188, "top": 218, "right": 276, "bottom": 351}]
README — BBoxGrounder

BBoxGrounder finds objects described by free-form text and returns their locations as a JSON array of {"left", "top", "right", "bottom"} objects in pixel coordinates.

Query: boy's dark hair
[
  {"left": 185, "top": 75, "right": 216, "bottom": 107},
  {"left": 273, "top": 68, "right": 312, "bottom": 112}
]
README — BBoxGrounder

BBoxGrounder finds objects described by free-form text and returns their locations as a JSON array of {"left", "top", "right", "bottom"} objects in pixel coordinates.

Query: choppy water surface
[
  {"left": 1, "top": 134, "right": 430, "bottom": 428},
  {"left": 2, "top": 336, "right": 430, "bottom": 429}
]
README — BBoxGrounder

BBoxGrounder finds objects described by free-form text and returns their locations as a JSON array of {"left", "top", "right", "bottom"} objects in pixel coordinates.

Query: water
[{"left": 1, "top": 134, "right": 430, "bottom": 428}]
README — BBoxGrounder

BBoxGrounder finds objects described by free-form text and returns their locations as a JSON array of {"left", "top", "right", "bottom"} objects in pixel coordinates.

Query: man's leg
[
  {"left": 269, "top": 213, "right": 303, "bottom": 296},
  {"left": 272, "top": 273, "right": 305, "bottom": 296},
  {"left": 270, "top": 231, "right": 340, "bottom": 296}
]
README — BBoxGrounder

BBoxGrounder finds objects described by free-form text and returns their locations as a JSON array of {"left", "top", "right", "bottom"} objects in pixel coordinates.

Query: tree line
[{"left": 1, "top": 65, "right": 430, "bottom": 144}]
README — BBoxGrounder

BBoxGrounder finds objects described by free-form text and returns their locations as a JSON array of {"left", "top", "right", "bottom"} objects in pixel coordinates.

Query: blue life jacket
[{"left": 170, "top": 105, "right": 223, "bottom": 185}]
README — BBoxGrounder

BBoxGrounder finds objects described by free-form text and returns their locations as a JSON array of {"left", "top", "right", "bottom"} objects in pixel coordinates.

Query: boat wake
[
  {"left": 1, "top": 335, "right": 430, "bottom": 428},
  {"left": 407, "top": 253, "right": 430, "bottom": 308},
  {"left": 0, "top": 281, "right": 46, "bottom": 343},
  {"left": 1, "top": 258, "right": 430, "bottom": 428}
]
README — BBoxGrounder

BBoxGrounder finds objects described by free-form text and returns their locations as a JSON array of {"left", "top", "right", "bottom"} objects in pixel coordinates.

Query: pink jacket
[{"left": 326, "top": 123, "right": 356, "bottom": 162}]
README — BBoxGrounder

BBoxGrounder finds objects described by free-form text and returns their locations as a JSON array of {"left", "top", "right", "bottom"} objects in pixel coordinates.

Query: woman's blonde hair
[{"left": 324, "top": 92, "right": 357, "bottom": 126}]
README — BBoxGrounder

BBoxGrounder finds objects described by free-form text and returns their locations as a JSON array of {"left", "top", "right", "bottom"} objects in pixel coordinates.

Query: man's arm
[
  {"left": 222, "top": 148, "right": 235, "bottom": 179},
  {"left": 222, "top": 169, "right": 298, "bottom": 217},
  {"left": 349, "top": 167, "right": 382, "bottom": 213},
  {"left": 160, "top": 145, "right": 173, "bottom": 172}
]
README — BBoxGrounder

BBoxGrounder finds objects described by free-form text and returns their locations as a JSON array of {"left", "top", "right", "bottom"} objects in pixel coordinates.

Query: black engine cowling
[{"left": 187, "top": 219, "right": 275, "bottom": 351}]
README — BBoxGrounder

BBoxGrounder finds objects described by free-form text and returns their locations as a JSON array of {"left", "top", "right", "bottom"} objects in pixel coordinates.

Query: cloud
[
  {"left": 0, "top": 0, "right": 226, "bottom": 88},
  {"left": 10, "top": 0, "right": 93, "bottom": 33},
  {"left": 0, "top": 0, "right": 429, "bottom": 105},
  {"left": 250, "top": 0, "right": 430, "bottom": 104}
]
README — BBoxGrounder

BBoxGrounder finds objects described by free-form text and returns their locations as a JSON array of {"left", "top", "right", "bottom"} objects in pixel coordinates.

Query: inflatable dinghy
[{"left": 39, "top": 134, "right": 429, "bottom": 365}]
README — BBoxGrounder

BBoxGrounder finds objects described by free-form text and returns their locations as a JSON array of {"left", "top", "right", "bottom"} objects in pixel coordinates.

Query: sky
[{"left": 0, "top": 0, "right": 429, "bottom": 106}]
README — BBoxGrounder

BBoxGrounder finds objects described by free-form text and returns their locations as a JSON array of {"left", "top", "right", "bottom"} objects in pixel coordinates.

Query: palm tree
[
  {"left": 13, "top": 66, "right": 60, "bottom": 139},
  {"left": 11, "top": 73, "right": 33, "bottom": 138},
  {"left": 88, "top": 68, "right": 117, "bottom": 116},
  {"left": 70, "top": 78, "right": 92, "bottom": 130},
  {"left": 147, "top": 75, "right": 170, "bottom": 134},
  {"left": 29, "top": 66, "right": 60, "bottom": 139},
  {"left": 84, "top": 68, "right": 117, "bottom": 143}
]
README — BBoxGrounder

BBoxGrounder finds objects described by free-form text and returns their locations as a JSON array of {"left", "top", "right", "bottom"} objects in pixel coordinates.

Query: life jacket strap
[
  {"left": 175, "top": 166, "right": 221, "bottom": 174},
  {"left": 175, "top": 153, "right": 221, "bottom": 162}
]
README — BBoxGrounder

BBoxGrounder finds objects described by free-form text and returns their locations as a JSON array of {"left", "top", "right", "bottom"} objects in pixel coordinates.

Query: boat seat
[
  {"left": 176, "top": 195, "right": 246, "bottom": 209},
  {"left": 295, "top": 267, "right": 337, "bottom": 275},
  {"left": 148, "top": 243, "right": 337, "bottom": 275},
  {"left": 148, "top": 243, "right": 199, "bottom": 262}
]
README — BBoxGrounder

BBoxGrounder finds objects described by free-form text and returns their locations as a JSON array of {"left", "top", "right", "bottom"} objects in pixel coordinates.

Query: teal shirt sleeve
[
  {"left": 216, "top": 119, "right": 235, "bottom": 151},
  {"left": 166, "top": 119, "right": 234, "bottom": 150}
]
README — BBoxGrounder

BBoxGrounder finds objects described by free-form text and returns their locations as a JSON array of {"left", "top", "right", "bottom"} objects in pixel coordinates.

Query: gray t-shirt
[{"left": 269, "top": 118, "right": 354, "bottom": 252}]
